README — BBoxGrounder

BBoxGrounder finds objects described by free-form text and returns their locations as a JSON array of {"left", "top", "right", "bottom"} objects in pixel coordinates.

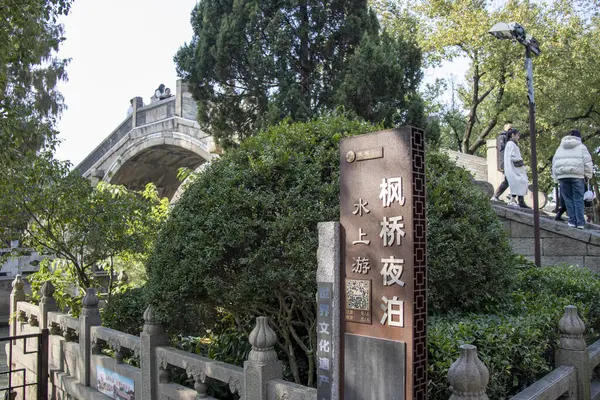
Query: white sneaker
[
  {"left": 491, "top": 196, "right": 500, "bottom": 202},
  {"left": 568, "top": 223, "right": 576, "bottom": 228},
  {"left": 577, "top": 225, "right": 585, "bottom": 230},
  {"left": 507, "top": 199, "right": 519, "bottom": 207}
]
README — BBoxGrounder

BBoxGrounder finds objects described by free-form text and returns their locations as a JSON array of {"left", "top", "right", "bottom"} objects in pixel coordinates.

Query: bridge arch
[{"left": 104, "top": 133, "right": 213, "bottom": 199}]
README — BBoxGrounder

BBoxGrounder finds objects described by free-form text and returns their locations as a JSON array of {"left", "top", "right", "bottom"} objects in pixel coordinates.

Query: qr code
[{"left": 346, "top": 279, "right": 370, "bottom": 311}]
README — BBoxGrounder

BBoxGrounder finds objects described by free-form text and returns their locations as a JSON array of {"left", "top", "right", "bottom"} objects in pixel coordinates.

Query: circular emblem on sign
[{"left": 346, "top": 151, "right": 356, "bottom": 163}]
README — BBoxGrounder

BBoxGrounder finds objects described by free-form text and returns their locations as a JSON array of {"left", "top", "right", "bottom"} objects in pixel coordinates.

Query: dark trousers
[{"left": 494, "top": 175, "right": 509, "bottom": 197}]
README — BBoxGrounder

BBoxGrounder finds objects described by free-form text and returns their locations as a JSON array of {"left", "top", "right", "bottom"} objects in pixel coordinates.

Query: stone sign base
[{"left": 344, "top": 333, "right": 405, "bottom": 399}]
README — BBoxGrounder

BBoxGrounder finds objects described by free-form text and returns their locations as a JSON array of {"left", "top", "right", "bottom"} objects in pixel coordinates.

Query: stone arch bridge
[{"left": 75, "top": 80, "right": 217, "bottom": 199}]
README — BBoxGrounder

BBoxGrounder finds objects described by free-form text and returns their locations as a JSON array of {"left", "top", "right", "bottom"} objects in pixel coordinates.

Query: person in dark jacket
[{"left": 491, "top": 122, "right": 513, "bottom": 201}]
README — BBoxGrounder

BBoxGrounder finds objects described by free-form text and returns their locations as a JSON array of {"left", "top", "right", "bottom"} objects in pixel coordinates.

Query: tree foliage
[
  {"left": 374, "top": 0, "right": 600, "bottom": 189},
  {"left": 0, "top": 0, "right": 72, "bottom": 164},
  {"left": 175, "top": 0, "right": 424, "bottom": 147},
  {"left": 146, "top": 114, "right": 517, "bottom": 386},
  {"left": 0, "top": 153, "right": 169, "bottom": 292}
]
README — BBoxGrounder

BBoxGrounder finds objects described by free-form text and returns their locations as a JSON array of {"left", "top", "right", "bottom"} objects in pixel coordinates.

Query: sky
[
  {"left": 54, "top": 0, "right": 199, "bottom": 165},
  {"left": 54, "top": 0, "right": 466, "bottom": 166}
]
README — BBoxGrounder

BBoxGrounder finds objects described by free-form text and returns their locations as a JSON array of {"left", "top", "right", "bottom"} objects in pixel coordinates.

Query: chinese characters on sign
[
  {"left": 340, "top": 127, "right": 428, "bottom": 399},
  {"left": 316, "top": 283, "right": 333, "bottom": 400},
  {"left": 344, "top": 175, "right": 408, "bottom": 327}
]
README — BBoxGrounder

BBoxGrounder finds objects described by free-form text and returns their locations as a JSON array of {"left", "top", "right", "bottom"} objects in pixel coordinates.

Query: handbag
[{"left": 512, "top": 160, "right": 524, "bottom": 167}]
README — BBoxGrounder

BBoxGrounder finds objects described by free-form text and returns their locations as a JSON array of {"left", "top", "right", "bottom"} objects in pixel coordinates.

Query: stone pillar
[
  {"left": 38, "top": 281, "right": 58, "bottom": 330},
  {"left": 555, "top": 305, "right": 590, "bottom": 400},
  {"left": 9, "top": 275, "right": 25, "bottom": 337},
  {"left": 486, "top": 138, "right": 502, "bottom": 192},
  {"left": 316, "top": 222, "right": 341, "bottom": 400},
  {"left": 79, "top": 288, "right": 101, "bottom": 386},
  {"left": 243, "top": 316, "right": 283, "bottom": 400},
  {"left": 447, "top": 344, "right": 489, "bottom": 400},
  {"left": 175, "top": 79, "right": 188, "bottom": 117},
  {"left": 131, "top": 96, "right": 144, "bottom": 128},
  {"left": 141, "top": 306, "right": 168, "bottom": 400}
]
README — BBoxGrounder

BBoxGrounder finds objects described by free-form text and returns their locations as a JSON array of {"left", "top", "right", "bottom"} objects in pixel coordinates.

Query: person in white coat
[
  {"left": 503, "top": 128, "right": 530, "bottom": 208},
  {"left": 552, "top": 129, "right": 593, "bottom": 229}
]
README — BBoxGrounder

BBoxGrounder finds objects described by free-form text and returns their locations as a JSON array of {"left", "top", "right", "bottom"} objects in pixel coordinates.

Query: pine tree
[{"left": 175, "top": 0, "right": 424, "bottom": 147}]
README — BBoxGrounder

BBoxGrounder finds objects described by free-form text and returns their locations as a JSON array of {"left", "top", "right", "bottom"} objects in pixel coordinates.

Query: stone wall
[{"left": 495, "top": 204, "right": 600, "bottom": 270}]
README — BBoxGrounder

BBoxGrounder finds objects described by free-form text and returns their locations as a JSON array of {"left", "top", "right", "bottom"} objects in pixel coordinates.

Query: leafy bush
[
  {"left": 146, "top": 115, "right": 522, "bottom": 385},
  {"left": 426, "top": 151, "right": 516, "bottom": 312},
  {"left": 101, "top": 287, "right": 146, "bottom": 335},
  {"left": 428, "top": 265, "right": 600, "bottom": 399},
  {"left": 146, "top": 114, "right": 377, "bottom": 385}
]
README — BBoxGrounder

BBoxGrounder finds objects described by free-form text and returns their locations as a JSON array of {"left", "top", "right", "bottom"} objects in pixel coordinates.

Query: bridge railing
[
  {"left": 8, "top": 275, "right": 318, "bottom": 400},
  {"left": 447, "top": 305, "right": 599, "bottom": 399}
]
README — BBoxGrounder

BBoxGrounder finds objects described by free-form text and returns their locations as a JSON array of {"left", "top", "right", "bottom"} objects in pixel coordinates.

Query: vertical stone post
[
  {"left": 9, "top": 274, "right": 25, "bottom": 337},
  {"left": 555, "top": 305, "right": 590, "bottom": 400},
  {"left": 131, "top": 96, "right": 144, "bottom": 128},
  {"left": 141, "top": 306, "right": 168, "bottom": 400},
  {"left": 486, "top": 138, "right": 502, "bottom": 192},
  {"left": 79, "top": 288, "right": 101, "bottom": 386},
  {"left": 38, "top": 281, "right": 58, "bottom": 330},
  {"left": 243, "top": 316, "right": 283, "bottom": 400},
  {"left": 175, "top": 79, "right": 188, "bottom": 117},
  {"left": 316, "top": 222, "right": 341, "bottom": 400},
  {"left": 447, "top": 344, "right": 489, "bottom": 400}
]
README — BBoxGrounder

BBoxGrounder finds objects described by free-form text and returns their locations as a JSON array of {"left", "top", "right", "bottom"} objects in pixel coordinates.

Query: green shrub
[
  {"left": 146, "top": 114, "right": 377, "bottom": 385},
  {"left": 426, "top": 151, "right": 516, "bottom": 312},
  {"left": 146, "top": 115, "right": 521, "bottom": 385},
  {"left": 428, "top": 266, "right": 600, "bottom": 399},
  {"left": 101, "top": 287, "right": 146, "bottom": 335}
]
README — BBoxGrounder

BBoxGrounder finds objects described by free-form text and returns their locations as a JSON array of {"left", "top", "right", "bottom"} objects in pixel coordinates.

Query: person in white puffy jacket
[{"left": 552, "top": 129, "right": 593, "bottom": 229}]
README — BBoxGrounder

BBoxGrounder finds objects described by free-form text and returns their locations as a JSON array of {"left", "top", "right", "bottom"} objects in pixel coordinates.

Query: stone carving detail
[
  {"left": 247, "top": 316, "right": 278, "bottom": 364},
  {"left": 28, "top": 314, "right": 39, "bottom": 327},
  {"left": 558, "top": 305, "right": 586, "bottom": 351},
  {"left": 158, "top": 354, "right": 169, "bottom": 370},
  {"left": 132, "top": 344, "right": 140, "bottom": 358},
  {"left": 447, "top": 344, "right": 489, "bottom": 400},
  {"left": 49, "top": 323, "right": 60, "bottom": 335},
  {"left": 12, "top": 275, "right": 24, "bottom": 292},
  {"left": 185, "top": 364, "right": 207, "bottom": 383},
  {"left": 82, "top": 288, "right": 99, "bottom": 308},
  {"left": 185, "top": 364, "right": 208, "bottom": 397},
  {"left": 228, "top": 377, "right": 242, "bottom": 395},
  {"left": 40, "top": 281, "right": 56, "bottom": 304},
  {"left": 107, "top": 336, "right": 122, "bottom": 352}
]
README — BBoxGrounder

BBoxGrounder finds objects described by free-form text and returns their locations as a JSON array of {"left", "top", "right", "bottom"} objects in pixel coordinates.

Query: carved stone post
[
  {"left": 9, "top": 275, "right": 25, "bottom": 337},
  {"left": 243, "top": 316, "right": 283, "bottom": 400},
  {"left": 38, "top": 281, "right": 58, "bottom": 330},
  {"left": 448, "top": 344, "right": 489, "bottom": 400},
  {"left": 79, "top": 288, "right": 101, "bottom": 386},
  {"left": 141, "top": 305, "right": 168, "bottom": 400},
  {"left": 555, "top": 305, "right": 590, "bottom": 400}
]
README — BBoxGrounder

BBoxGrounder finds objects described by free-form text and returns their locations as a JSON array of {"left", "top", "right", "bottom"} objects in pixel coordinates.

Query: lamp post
[{"left": 489, "top": 22, "right": 542, "bottom": 267}]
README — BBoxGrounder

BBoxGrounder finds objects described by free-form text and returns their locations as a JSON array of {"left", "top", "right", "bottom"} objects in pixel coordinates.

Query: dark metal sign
[{"left": 340, "top": 127, "right": 427, "bottom": 399}]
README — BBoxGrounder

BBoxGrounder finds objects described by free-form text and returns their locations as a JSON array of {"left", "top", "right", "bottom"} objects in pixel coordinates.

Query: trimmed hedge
[{"left": 428, "top": 265, "right": 600, "bottom": 399}]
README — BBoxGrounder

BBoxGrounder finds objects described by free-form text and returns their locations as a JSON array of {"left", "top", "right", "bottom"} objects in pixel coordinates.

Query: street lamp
[{"left": 489, "top": 22, "right": 542, "bottom": 267}]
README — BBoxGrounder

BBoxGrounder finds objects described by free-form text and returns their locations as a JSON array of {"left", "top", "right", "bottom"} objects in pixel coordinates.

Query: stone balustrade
[
  {"left": 7, "top": 275, "right": 317, "bottom": 400},
  {"left": 448, "top": 305, "right": 600, "bottom": 400}
]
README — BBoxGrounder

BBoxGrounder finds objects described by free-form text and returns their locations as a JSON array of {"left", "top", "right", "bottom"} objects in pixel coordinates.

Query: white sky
[
  {"left": 54, "top": 0, "right": 466, "bottom": 166},
  {"left": 54, "top": 0, "right": 199, "bottom": 165}
]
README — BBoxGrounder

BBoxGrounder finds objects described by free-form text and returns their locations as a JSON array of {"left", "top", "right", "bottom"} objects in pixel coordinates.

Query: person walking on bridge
[
  {"left": 504, "top": 128, "right": 530, "bottom": 208},
  {"left": 552, "top": 129, "right": 593, "bottom": 229}
]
